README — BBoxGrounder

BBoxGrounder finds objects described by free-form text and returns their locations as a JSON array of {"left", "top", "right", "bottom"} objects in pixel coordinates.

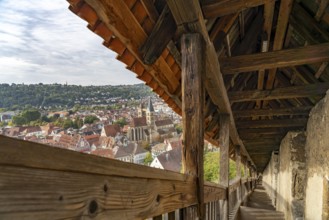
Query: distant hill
[{"left": 0, "top": 83, "right": 153, "bottom": 109}]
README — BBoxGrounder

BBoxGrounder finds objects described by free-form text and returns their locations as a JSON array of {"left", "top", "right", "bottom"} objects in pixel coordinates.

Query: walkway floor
[{"left": 238, "top": 184, "right": 285, "bottom": 220}]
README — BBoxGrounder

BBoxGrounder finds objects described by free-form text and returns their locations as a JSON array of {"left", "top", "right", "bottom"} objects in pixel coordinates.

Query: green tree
[
  {"left": 204, "top": 151, "right": 219, "bottom": 182},
  {"left": 63, "top": 119, "right": 73, "bottom": 129},
  {"left": 143, "top": 152, "right": 153, "bottom": 165},
  {"left": 175, "top": 124, "right": 183, "bottom": 134},
  {"left": 73, "top": 117, "right": 83, "bottom": 129},
  {"left": 12, "top": 115, "right": 27, "bottom": 126},
  {"left": 84, "top": 115, "right": 99, "bottom": 124},
  {"left": 21, "top": 109, "right": 41, "bottom": 122},
  {"left": 203, "top": 151, "right": 238, "bottom": 183},
  {"left": 114, "top": 117, "right": 127, "bottom": 127}
]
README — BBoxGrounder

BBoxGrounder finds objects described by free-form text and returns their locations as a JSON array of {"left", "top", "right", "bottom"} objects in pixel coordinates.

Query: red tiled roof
[
  {"left": 130, "top": 117, "right": 147, "bottom": 127},
  {"left": 155, "top": 119, "right": 173, "bottom": 127},
  {"left": 91, "top": 148, "right": 114, "bottom": 158},
  {"left": 103, "top": 124, "right": 120, "bottom": 137},
  {"left": 84, "top": 134, "right": 100, "bottom": 145}
]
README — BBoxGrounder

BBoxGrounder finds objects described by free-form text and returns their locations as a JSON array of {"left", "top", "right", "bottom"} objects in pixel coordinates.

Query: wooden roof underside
[{"left": 67, "top": 0, "right": 329, "bottom": 171}]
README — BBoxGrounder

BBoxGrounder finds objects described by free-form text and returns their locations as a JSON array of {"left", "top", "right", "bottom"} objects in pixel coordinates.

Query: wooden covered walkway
[
  {"left": 1, "top": 0, "right": 329, "bottom": 219},
  {"left": 239, "top": 184, "right": 284, "bottom": 220}
]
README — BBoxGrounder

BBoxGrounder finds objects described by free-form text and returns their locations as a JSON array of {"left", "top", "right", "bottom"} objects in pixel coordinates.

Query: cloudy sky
[{"left": 0, "top": 0, "right": 142, "bottom": 85}]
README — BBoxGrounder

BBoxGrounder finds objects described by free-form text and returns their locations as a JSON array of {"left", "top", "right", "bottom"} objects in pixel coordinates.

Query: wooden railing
[{"left": 0, "top": 135, "right": 256, "bottom": 219}]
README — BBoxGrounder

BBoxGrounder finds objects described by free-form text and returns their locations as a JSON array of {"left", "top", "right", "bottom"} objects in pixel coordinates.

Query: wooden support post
[
  {"left": 219, "top": 114, "right": 230, "bottom": 220},
  {"left": 243, "top": 156, "right": 248, "bottom": 179},
  {"left": 235, "top": 145, "right": 242, "bottom": 202},
  {"left": 181, "top": 33, "right": 205, "bottom": 219}
]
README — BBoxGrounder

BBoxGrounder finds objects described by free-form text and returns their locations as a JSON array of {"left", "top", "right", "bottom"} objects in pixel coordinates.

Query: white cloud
[{"left": 0, "top": 0, "right": 142, "bottom": 85}]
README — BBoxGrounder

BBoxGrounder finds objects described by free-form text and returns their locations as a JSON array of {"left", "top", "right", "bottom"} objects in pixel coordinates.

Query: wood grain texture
[
  {"left": 233, "top": 106, "right": 313, "bottom": 118},
  {"left": 265, "top": 0, "right": 294, "bottom": 90},
  {"left": 181, "top": 33, "right": 205, "bottom": 219},
  {"left": 0, "top": 135, "right": 228, "bottom": 219},
  {"left": 236, "top": 118, "right": 308, "bottom": 128},
  {"left": 140, "top": 6, "right": 176, "bottom": 64},
  {"left": 220, "top": 43, "right": 329, "bottom": 74},
  {"left": 0, "top": 165, "right": 195, "bottom": 220},
  {"left": 229, "top": 83, "right": 329, "bottom": 102},
  {"left": 202, "top": 0, "right": 271, "bottom": 18},
  {"left": 219, "top": 114, "right": 230, "bottom": 220},
  {"left": 167, "top": 0, "right": 255, "bottom": 168}
]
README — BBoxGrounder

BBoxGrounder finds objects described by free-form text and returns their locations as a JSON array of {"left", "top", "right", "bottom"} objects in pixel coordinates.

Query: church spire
[{"left": 147, "top": 97, "right": 154, "bottom": 112}]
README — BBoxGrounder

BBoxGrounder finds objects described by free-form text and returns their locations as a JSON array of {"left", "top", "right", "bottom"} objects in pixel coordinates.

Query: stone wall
[
  {"left": 263, "top": 152, "right": 279, "bottom": 206},
  {"left": 262, "top": 91, "right": 329, "bottom": 220},
  {"left": 276, "top": 132, "right": 306, "bottom": 220},
  {"left": 304, "top": 92, "right": 329, "bottom": 220}
]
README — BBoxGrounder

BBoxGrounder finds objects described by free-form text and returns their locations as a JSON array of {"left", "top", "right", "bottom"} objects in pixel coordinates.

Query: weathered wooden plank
[
  {"left": 140, "top": 6, "right": 176, "bottom": 64},
  {"left": 233, "top": 106, "right": 313, "bottom": 117},
  {"left": 0, "top": 165, "right": 195, "bottom": 220},
  {"left": 229, "top": 83, "right": 329, "bottom": 102},
  {"left": 204, "top": 182, "right": 227, "bottom": 203},
  {"left": 210, "top": 13, "right": 239, "bottom": 50},
  {"left": 238, "top": 128, "right": 291, "bottom": 136},
  {"left": 202, "top": 0, "right": 271, "bottom": 18},
  {"left": 314, "top": 0, "right": 329, "bottom": 21},
  {"left": 167, "top": 0, "right": 255, "bottom": 168},
  {"left": 0, "top": 135, "right": 187, "bottom": 181},
  {"left": 219, "top": 114, "right": 230, "bottom": 220},
  {"left": 292, "top": 3, "right": 329, "bottom": 42},
  {"left": 236, "top": 146, "right": 241, "bottom": 180},
  {"left": 228, "top": 178, "right": 242, "bottom": 194},
  {"left": 236, "top": 118, "right": 308, "bottom": 128},
  {"left": 0, "top": 135, "right": 226, "bottom": 219},
  {"left": 265, "top": 0, "right": 294, "bottom": 90},
  {"left": 256, "top": 0, "right": 275, "bottom": 110},
  {"left": 315, "top": 62, "right": 329, "bottom": 79},
  {"left": 181, "top": 33, "right": 205, "bottom": 219},
  {"left": 220, "top": 43, "right": 329, "bottom": 74}
]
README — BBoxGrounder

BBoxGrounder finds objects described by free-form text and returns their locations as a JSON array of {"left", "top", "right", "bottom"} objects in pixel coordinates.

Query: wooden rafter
[
  {"left": 236, "top": 118, "right": 307, "bottom": 128},
  {"left": 220, "top": 43, "right": 329, "bottom": 74},
  {"left": 166, "top": 0, "right": 255, "bottom": 166},
  {"left": 233, "top": 106, "right": 312, "bottom": 117},
  {"left": 202, "top": 0, "right": 271, "bottom": 18},
  {"left": 290, "top": 3, "right": 329, "bottom": 44},
  {"left": 229, "top": 83, "right": 329, "bottom": 102},
  {"left": 315, "top": 62, "right": 329, "bottom": 79},
  {"left": 265, "top": 0, "right": 294, "bottom": 91},
  {"left": 256, "top": 0, "right": 275, "bottom": 110},
  {"left": 210, "top": 13, "right": 239, "bottom": 51},
  {"left": 140, "top": 6, "right": 176, "bottom": 64},
  {"left": 315, "top": 0, "right": 329, "bottom": 21}
]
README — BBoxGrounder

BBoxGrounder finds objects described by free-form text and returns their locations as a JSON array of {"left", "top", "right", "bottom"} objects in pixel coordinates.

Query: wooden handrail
[{"left": 0, "top": 135, "right": 226, "bottom": 219}]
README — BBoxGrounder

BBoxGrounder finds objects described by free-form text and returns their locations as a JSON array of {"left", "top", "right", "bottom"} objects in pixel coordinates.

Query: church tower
[
  {"left": 137, "top": 102, "right": 143, "bottom": 118},
  {"left": 146, "top": 97, "right": 155, "bottom": 128}
]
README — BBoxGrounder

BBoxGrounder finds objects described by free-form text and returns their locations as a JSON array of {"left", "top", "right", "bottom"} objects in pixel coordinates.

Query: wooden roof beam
[
  {"left": 233, "top": 106, "right": 313, "bottom": 118},
  {"left": 229, "top": 83, "right": 329, "bottom": 102},
  {"left": 315, "top": 0, "right": 329, "bottom": 21},
  {"left": 291, "top": 3, "right": 329, "bottom": 44},
  {"left": 166, "top": 0, "right": 255, "bottom": 167},
  {"left": 265, "top": 0, "right": 294, "bottom": 93},
  {"left": 202, "top": 0, "right": 274, "bottom": 19},
  {"left": 315, "top": 62, "right": 329, "bottom": 79},
  {"left": 140, "top": 6, "right": 176, "bottom": 64},
  {"left": 210, "top": 13, "right": 239, "bottom": 51},
  {"left": 220, "top": 43, "right": 329, "bottom": 74},
  {"left": 236, "top": 118, "right": 307, "bottom": 128},
  {"left": 256, "top": 1, "right": 275, "bottom": 110}
]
